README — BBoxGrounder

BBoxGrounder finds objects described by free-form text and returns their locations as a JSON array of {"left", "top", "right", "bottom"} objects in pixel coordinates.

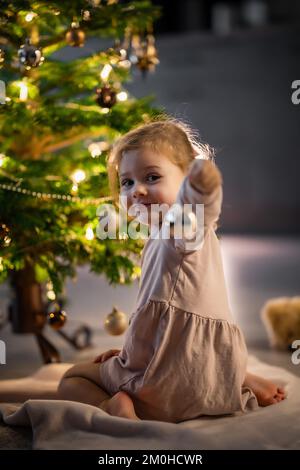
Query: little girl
[{"left": 58, "top": 118, "right": 286, "bottom": 422}]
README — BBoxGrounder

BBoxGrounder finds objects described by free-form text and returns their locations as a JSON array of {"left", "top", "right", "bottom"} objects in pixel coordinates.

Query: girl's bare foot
[
  {"left": 244, "top": 372, "right": 286, "bottom": 406},
  {"left": 100, "top": 391, "right": 140, "bottom": 420}
]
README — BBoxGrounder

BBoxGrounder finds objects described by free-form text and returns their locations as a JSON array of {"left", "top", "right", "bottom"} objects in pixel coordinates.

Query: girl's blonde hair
[{"left": 107, "top": 115, "right": 215, "bottom": 205}]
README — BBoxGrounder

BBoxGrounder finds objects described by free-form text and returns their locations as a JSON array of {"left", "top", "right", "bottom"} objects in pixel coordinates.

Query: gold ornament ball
[
  {"left": 104, "top": 306, "right": 128, "bottom": 335},
  {"left": 96, "top": 85, "right": 117, "bottom": 108},
  {"left": 65, "top": 25, "right": 85, "bottom": 47},
  {"left": 47, "top": 310, "right": 67, "bottom": 330}
]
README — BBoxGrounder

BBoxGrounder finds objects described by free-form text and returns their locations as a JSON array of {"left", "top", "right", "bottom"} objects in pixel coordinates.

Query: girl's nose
[{"left": 132, "top": 183, "right": 147, "bottom": 199}]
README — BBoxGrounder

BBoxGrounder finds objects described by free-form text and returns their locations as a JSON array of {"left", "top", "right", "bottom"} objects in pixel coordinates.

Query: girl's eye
[
  {"left": 147, "top": 174, "right": 160, "bottom": 182},
  {"left": 121, "top": 179, "right": 133, "bottom": 188},
  {"left": 121, "top": 175, "right": 160, "bottom": 187}
]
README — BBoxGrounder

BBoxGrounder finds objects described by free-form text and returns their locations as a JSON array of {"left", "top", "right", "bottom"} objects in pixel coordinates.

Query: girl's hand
[
  {"left": 93, "top": 349, "right": 121, "bottom": 364},
  {"left": 189, "top": 159, "right": 222, "bottom": 194}
]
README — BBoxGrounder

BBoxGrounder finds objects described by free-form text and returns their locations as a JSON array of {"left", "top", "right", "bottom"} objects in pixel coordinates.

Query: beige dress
[{"left": 99, "top": 159, "right": 259, "bottom": 423}]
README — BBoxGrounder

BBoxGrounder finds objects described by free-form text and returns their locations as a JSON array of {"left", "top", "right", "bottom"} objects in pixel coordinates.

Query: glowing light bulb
[
  {"left": 117, "top": 91, "right": 127, "bottom": 102},
  {"left": 85, "top": 226, "right": 94, "bottom": 240},
  {"left": 71, "top": 169, "right": 86, "bottom": 184},
  {"left": 25, "top": 12, "right": 36, "bottom": 22},
  {"left": 47, "top": 290, "right": 56, "bottom": 300},
  {"left": 100, "top": 64, "right": 112, "bottom": 81},
  {"left": 4, "top": 236, "right": 11, "bottom": 246},
  {"left": 88, "top": 143, "right": 102, "bottom": 158},
  {"left": 19, "top": 82, "right": 28, "bottom": 101},
  {"left": 119, "top": 48, "right": 127, "bottom": 58},
  {"left": 71, "top": 183, "right": 78, "bottom": 193}
]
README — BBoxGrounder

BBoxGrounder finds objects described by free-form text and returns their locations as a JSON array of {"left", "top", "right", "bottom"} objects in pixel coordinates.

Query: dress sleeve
[{"left": 163, "top": 158, "right": 223, "bottom": 254}]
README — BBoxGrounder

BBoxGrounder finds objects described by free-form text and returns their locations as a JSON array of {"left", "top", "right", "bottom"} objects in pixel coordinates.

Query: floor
[{"left": 0, "top": 235, "right": 300, "bottom": 379}]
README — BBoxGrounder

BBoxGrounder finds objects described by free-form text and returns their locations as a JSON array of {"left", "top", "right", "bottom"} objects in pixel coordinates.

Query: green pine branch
[{"left": 0, "top": 0, "right": 163, "bottom": 293}]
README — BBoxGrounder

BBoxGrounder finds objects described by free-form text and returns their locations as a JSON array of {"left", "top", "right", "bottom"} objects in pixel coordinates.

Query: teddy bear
[{"left": 261, "top": 296, "right": 300, "bottom": 350}]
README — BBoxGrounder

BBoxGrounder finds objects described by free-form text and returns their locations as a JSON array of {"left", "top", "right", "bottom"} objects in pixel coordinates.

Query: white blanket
[{"left": 0, "top": 356, "right": 299, "bottom": 450}]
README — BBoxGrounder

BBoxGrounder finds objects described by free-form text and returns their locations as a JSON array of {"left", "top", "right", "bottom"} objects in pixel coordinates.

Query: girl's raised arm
[{"left": 166, "top": 158, "right": 223, "bottom": 254}]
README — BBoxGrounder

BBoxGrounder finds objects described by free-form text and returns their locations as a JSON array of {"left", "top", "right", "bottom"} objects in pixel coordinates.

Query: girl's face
[{"left": 119, "top": 147, "right": 186, "bottom": 225}]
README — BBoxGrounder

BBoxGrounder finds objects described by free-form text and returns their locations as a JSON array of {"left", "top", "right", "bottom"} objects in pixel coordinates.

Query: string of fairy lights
[
  {"left": 0, "top": 181, "right": 111, "bottom": 205},
  {"left": 0, "top": 150, "right": 112, "bottom": 206},
  {"left": 0, "top": 150, "right": 114, "bottom": 244}
]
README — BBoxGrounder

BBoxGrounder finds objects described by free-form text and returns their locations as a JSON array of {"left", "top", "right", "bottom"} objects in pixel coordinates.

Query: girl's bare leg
[
  {"left": 57, "top": 361, "right": 140, "bottom": 420},
  {"left": 243, "top": 371, "right": 286, "bottom": 406}
]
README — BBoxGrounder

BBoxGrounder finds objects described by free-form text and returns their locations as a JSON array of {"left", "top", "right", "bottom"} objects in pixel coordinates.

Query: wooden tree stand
[{"left": 8, "top": 264, "right": 92, "bottom": 364}]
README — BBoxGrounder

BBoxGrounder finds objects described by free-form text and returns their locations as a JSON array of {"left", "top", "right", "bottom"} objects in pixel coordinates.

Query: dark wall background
[
  {"left": 125, "top": 1, "right": 300, "bottom": 234},
  {"left": 152, "top": 0, "right": 300, "bottom": 34},
  {"left": 54, "top": 1, "right": 300, "bottom": 234}
]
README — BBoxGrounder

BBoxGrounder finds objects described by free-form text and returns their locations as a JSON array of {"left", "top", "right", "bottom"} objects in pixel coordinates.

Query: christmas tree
[{"left": 0, "top": 0, "right": 161, "bottom": 346}]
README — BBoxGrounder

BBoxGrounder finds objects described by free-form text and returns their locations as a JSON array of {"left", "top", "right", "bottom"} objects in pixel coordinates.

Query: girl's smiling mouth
[{"left": 135, "top": 202, "right": 153, "bottom": 207}]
